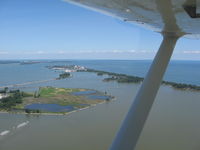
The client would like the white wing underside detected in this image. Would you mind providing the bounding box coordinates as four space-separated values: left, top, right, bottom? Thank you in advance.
64 0 200 38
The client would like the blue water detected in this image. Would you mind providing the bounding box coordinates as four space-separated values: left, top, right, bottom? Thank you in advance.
0 63 59 86
88 95 111 100
1 60 200 150
72 90 97 95
25 104 75 112
70 60 200 85
0 60 200 86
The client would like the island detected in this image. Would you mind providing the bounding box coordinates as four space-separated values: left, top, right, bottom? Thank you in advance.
48 65 200 91
83 69 200 91
20 60 71 65
20 61 41 65
0 87 113 115
57 72 71 79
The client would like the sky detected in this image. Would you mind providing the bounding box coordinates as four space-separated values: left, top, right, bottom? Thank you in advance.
0 0 200 60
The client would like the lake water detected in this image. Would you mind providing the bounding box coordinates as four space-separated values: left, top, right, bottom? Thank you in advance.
1 60 200 150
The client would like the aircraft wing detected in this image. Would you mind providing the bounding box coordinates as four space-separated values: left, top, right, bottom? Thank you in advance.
64 0 200 38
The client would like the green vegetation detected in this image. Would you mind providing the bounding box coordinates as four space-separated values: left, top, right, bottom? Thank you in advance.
25 109 41 114
103 75 142 83
162 81 200 91
38 87 80 98
57 72 70 79
80 68 143 83
80 68 200 91
97 72 104 76
31 87 105 106
0 89 24 109
0 87 8 93
0 87 112 114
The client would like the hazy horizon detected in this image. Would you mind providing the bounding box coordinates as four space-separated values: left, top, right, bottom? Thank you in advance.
1 0 200 60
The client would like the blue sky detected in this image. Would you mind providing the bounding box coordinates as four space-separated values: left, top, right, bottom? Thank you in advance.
0 0 200 60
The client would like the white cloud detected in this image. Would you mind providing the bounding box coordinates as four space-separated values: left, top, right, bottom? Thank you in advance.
57 50 66 54
0 51 9 54
0 49 157 55
36 51 45 54
53 50 155 54
183 50 200 54
129 50 136 53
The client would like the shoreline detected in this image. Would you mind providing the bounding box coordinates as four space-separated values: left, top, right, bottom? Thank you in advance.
79 68 200 92
46 65 200 92
0 78 57 89
0 100 108 116
0 87 114 116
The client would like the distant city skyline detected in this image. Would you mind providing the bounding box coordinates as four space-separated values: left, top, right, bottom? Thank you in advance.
0 0 200 60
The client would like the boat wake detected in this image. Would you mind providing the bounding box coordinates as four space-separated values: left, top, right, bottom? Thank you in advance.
16 121 29 129
0 130 10 136
0 121 29 139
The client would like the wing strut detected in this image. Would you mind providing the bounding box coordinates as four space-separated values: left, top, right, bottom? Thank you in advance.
109 33 180 150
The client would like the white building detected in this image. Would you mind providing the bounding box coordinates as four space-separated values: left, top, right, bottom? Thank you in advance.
0 93 8 99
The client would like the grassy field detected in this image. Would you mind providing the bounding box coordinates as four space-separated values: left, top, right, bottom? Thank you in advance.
0 86 111 114
39 87 83 97
13 87 105 111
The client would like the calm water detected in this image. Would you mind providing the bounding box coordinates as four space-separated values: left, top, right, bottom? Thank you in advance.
87 95 111 100
1 60 200 86
25 104 75 112
71 60 200 85
72 90 97 95
1 60 200 150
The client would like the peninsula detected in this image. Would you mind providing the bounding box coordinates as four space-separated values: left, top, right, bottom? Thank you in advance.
48 65 200 91
0 87 113 115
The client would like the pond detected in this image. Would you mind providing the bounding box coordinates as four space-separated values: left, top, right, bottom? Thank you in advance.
71 90 97 95
88 95 111 100
25 104 75 112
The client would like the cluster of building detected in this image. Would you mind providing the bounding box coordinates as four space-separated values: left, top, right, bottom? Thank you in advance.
0 93 8 100
64 65 86 72
51 65 87 73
